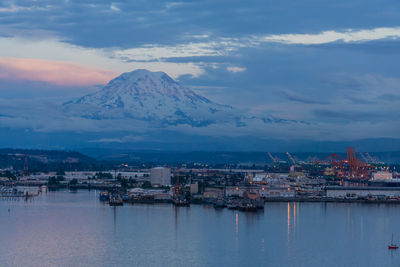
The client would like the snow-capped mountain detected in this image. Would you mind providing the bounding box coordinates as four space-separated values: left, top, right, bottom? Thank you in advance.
63 69 246 127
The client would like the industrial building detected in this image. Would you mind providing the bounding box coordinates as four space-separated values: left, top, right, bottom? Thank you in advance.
372 171 393 181
225 186 295 198
326 186 400 198
150 167 171 186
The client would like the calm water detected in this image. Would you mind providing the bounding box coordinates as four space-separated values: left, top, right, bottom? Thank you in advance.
1 190 400 267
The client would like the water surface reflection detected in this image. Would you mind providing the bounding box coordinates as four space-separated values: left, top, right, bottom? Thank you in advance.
1 191 400 267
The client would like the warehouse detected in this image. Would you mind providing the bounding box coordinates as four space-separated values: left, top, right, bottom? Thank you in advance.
326 186 400 198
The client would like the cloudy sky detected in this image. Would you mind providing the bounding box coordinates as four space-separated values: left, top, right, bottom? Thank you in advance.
0 0 399 142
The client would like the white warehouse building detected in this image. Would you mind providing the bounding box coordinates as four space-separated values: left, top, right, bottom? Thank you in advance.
326 186 400 198
150 167 171 186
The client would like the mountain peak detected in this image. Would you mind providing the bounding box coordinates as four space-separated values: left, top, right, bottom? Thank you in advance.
102 69 186 97
115 69 169 82
63 69 238 126
62 69 297 127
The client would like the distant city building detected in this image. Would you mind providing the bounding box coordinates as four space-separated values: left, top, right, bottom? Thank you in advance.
203 187 224 199
150 167 171 186
190 182 199 194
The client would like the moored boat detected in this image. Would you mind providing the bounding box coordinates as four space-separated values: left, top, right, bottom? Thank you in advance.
227 199 240 210
99 191 109 201
213 198 226 209
109 188 123 206
239 201 258 212
172 196 190 207
109 195 123 206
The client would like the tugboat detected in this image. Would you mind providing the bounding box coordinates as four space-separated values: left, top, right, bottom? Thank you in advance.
388 234 398 250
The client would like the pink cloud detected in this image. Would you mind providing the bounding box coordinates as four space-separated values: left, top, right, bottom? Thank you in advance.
0 57 118 86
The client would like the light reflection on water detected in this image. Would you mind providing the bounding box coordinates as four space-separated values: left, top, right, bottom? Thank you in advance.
1 190 400 266
287 202 290 245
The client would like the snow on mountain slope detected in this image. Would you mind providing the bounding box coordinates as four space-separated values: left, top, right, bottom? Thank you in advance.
63 69 247 127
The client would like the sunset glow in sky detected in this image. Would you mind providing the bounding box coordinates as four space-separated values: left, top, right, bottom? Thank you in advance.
0 0 399 144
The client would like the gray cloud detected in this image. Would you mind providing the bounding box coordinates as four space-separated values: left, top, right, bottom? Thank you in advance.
312 109 394 122
283 90 330 104
0 0 400 141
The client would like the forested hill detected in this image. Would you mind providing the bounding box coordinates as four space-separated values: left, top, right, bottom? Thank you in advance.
0 149 109 172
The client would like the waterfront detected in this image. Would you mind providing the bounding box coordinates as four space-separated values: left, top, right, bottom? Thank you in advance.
1 190 400 266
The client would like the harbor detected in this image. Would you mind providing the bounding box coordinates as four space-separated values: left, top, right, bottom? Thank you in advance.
2 147 400 209
1 189 400 267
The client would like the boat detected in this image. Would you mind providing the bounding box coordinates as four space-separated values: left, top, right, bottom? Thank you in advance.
172 196 190 207
109 194 123 206
388 234 398 250
99 191 109 201
227 199 240 210
254 199 265 209
213 198 226 209
243 190 264 210
122 194 130 201
109 189 123 206
239 201 258 212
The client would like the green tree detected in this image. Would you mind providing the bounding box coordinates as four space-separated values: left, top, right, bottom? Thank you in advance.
48 176 58 185
120 178 128 188
95 172 113 179
4 170 16 180
56 170 66 176
141 181 152 189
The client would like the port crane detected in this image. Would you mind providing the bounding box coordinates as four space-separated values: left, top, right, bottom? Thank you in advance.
172 168 190 206
286 152 296 165
267 152 277 165
274 155 286 164
359 152 369 163
365 152 376 163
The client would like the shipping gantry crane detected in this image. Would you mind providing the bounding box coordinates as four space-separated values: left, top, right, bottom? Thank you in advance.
267 152 277 167
286 152 296 166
